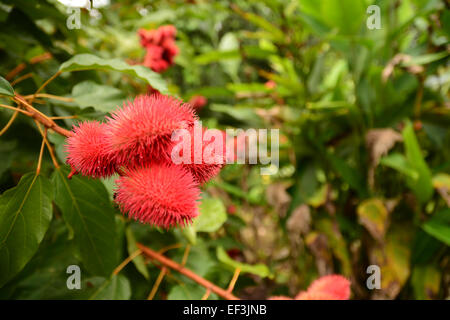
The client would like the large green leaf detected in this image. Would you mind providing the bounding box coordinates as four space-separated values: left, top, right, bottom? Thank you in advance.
422 209 450 246
59 54 167 93
0 75 14 97
0 173 53 287
71 81 126 113
52 166 118 276
193 198 227 233
402 122 433 204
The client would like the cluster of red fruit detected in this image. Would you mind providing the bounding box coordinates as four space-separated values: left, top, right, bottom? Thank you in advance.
138 25 179 73
66 94 225 228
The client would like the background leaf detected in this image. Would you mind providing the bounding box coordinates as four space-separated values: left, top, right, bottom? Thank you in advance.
0 173 53 287
52 166 118 277
59 54 167 93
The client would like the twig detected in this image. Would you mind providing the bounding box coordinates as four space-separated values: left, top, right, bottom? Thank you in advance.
0 104 32 116
147 267 167 300
113 249 143 275
24 93 74 103
14 95 72 137
11 73 33 86
32 70 62 101
201 288 211 300
137 243 239 300
181 244 191 266
0 110 19 136
227 268 241 293
36 137 46 175
34 121 60 168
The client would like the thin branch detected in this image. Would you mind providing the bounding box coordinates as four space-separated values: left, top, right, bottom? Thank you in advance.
24 93 74 103
181 244 191 266
34 121 60 168
11 73 33 86
14 95 72 137
137 243 240 300
50 115 78 120
201 288 211 300
147 267 167 300
32 71 62 100
36 137 46 175
113 249 143 275
0 110 19 136
0 104 32 116
227 268 241 293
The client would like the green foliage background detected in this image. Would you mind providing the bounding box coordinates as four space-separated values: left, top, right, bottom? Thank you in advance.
0 0 449 300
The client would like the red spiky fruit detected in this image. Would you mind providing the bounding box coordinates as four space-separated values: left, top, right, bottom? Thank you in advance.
138 25 178 72
295 275 351 300
106 94 196 169
170 124 225 184
115 164 200 228
65 121 116 178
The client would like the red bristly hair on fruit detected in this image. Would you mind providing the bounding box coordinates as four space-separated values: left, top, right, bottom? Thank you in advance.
106 94 197 169
268 274 351 300
65 121 117 178
295 275 351 300
171 124 225 184
115 164 200 228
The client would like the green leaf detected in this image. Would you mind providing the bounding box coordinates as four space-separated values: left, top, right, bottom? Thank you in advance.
422 209 450 246
194 50 240 64
89 275 131 300
327 152 367 197
193 198 227 233
0 75 14 97
402 122 433 204
72 81 126 113
168 282 217 300
0 173 53 287
299 0 365 35
380 153 419 180
59 54 167 93
125 227 149 280
411 264 441 300
216 246 271 278
52 166 117 276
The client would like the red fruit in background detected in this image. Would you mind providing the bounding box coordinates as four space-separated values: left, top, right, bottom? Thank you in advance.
189 95 207 110
115 164 200 228
295 275 351 300
106 94 197 169
264 80 276 89
65 121 116 178
227 204 236 215
138 25 178 73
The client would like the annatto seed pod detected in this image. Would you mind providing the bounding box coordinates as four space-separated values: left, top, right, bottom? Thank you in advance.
295 275 351 300
65 121 116 178
115 164 200 228
171 124 226 184
106 94 197 169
